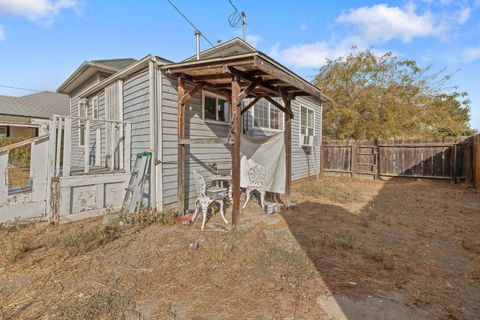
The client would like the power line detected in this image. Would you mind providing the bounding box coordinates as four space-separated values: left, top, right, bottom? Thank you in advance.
0 85 41 93
165 0 215 48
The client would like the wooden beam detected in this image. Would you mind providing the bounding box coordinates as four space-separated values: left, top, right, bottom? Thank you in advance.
238 77 261 101
240 96 261 115
225 66 280 97
177 77 186 215
231 74 242 227
263 96 294 119
282 95 292 208
179 82 205 105
178 138 231 145
254 56 325 101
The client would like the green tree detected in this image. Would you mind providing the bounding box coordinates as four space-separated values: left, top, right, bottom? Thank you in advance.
313 50 474 139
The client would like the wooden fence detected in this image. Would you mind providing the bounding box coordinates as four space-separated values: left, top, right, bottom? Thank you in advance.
321 136 475 183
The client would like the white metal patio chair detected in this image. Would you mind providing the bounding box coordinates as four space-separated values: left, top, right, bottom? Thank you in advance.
243 165 268 210
191 169 228 230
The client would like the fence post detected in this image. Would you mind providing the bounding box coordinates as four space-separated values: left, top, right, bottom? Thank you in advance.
84 120 90 174
474 134 480 187
351 140 357 178
63 117 72 177
0 150 8 204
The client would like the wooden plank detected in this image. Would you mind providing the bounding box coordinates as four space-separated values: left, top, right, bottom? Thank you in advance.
240 96 261 115
63 117 72 177
31 138 49 202
177 77 186 215
124 123 132 172
238 77 261 101
95 128 101 166
283 95 292 207
0 135 49 152
84 120 90 173
262 96 293 118
55 117 63 176
0 151 8 204
45 117 57 216
178 138 230 145
179 82 205 105
474 134 480 187
231 76 241 227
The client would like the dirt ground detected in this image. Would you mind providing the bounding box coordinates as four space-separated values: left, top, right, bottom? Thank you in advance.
0 177 479 319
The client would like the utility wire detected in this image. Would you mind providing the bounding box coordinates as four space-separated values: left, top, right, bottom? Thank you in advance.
165 0 215 48
0 85 41 93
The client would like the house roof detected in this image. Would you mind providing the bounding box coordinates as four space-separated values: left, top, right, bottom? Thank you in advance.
90 58 137 70
0 91 69 119
57 58 137 94
183 37 256 62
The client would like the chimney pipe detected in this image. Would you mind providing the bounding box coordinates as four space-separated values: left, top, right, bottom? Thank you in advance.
195 30 201 60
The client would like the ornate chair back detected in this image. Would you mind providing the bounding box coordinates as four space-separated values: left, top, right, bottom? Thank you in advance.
193 169 207 199
247 165 268 188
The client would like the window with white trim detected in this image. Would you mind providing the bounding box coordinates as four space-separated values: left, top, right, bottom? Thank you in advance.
91 96 99 119
300 105 315 137
202 91 230 123
253 99 284 131
0 126 8 137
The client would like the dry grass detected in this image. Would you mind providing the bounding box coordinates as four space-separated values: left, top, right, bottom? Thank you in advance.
299 179 365 203
0 177 479 319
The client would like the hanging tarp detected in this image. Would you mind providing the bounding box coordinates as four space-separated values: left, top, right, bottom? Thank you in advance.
240 133 285 194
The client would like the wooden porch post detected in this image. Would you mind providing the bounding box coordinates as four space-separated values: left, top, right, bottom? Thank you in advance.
177 77 186 215
231 75 242 227
283 95 292 207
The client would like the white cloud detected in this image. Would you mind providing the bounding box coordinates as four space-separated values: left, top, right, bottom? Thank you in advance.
336 4 444 43
461 47 480 62
270 39 357 68
246 34 261 47
0 0 78 26
0 25 4 40
457 7 471 24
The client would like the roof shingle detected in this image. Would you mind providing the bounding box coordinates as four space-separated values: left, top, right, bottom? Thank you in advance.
0 91 69 119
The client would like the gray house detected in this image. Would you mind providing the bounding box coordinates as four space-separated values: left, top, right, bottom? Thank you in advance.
0 91 69 138
50 38 326 219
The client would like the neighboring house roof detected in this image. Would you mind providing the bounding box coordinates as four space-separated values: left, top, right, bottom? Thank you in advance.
90 58 137 70
0 91 69 119
57 58 137 94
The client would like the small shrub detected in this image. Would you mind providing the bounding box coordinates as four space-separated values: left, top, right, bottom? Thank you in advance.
360 246 385 262
324 230 355 249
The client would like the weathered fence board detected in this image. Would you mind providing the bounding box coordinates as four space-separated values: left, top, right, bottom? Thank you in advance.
322 136 474 183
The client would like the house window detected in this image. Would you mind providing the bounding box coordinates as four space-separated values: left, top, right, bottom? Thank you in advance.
79 101 88 146
300 105 315 137
253 99 284 131
91 96 99 119
202 91 230 123
0 126 8 137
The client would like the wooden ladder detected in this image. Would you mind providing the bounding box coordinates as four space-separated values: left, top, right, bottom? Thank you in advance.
121 152 151 214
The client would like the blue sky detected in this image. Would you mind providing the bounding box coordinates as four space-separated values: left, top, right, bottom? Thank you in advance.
0 0 479 129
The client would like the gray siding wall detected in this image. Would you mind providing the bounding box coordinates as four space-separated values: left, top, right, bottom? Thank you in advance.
161 75 232 210
122 69 152 205
244 96 322 181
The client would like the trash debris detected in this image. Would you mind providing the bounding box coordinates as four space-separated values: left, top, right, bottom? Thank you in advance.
190 241 200 251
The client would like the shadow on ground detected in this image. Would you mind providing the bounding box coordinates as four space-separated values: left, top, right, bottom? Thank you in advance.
279 176 480 320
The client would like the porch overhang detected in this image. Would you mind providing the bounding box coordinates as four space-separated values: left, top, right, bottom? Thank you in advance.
161 51 332 103
162 52 330 228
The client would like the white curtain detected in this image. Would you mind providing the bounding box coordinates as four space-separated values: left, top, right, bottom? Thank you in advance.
240 133 285 194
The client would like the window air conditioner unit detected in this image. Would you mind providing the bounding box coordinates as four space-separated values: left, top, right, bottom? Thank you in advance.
300 135 314 147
